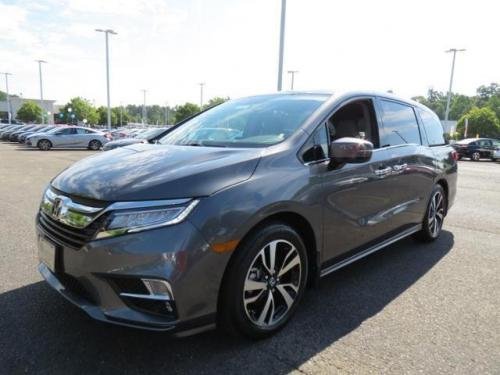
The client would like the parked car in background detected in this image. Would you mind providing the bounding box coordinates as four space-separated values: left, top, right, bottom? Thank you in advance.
493 141 500 161
18 125 56 143
8 125 40 142
36 91 457 338
103 127 171 150
26 126 110 150
452 138 498 161
1 125 24 140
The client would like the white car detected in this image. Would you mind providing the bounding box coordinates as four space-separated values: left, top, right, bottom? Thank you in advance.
26 126 110 151
493 141 500 161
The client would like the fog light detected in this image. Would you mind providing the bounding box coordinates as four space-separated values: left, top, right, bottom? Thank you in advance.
142 278 173 300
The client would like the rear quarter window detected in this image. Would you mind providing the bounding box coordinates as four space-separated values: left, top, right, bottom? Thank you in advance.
417 108 445 146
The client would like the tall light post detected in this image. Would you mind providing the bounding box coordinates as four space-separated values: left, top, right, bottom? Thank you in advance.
444 48 466 122
141 89 147 125
1 72 12 124
120 101 123 126
95 28 117 130
277 0 287 91
35 60 47 124
198 83 205 109
287 70 298 90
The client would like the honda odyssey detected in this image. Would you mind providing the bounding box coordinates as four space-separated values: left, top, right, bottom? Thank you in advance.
37 91 457 338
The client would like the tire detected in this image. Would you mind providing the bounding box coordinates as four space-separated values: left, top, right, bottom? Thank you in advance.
218 222 308 339
37 139 52 151
415 185 447 242
88 140 102 150
471 151 480 161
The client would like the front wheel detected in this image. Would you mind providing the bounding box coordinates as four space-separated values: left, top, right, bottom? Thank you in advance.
88 140 102 150
471 151 480 161
37 139 52 151
219 223 308 339
415 185 446 242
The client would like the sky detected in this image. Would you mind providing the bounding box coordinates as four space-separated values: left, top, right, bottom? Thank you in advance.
1 0 499 107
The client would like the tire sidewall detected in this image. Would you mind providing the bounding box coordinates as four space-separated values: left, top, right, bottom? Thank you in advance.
422 185 446 240
89 140 102 150
223 223 308 339
38 139 51 151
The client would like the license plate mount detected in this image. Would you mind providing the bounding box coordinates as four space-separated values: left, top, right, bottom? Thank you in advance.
39 237 57 273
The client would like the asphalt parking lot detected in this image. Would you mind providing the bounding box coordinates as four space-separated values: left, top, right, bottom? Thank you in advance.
0 142 499 374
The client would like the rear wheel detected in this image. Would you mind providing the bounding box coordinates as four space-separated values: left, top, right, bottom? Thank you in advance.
471 151 480 161
37 139 52 151
219 222 308 339
415 185 446 242
88 140 102 150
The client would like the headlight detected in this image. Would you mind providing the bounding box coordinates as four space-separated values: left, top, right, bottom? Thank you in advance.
95 199 199 239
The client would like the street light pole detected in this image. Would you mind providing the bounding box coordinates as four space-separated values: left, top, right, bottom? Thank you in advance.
141 89 147 125
95 28 117 130
36 60 47 124
1 72 12 124
277 0 287 91
444 48 466 122
287 70 298 90
198 83 205 109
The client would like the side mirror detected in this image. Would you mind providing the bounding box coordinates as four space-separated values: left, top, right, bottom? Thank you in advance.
330 137 373 164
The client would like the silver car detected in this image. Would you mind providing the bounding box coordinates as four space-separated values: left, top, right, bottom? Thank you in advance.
26 126 109 151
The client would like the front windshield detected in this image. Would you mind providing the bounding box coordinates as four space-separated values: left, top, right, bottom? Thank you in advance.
159 94 328 147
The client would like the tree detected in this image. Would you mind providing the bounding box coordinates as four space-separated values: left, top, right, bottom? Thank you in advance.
60 97 98 125
449 94 475 121
456 107 500 138
174 102 200 123
16 101 42 122
476 83 500 106
97 106 118 126
0 90 6 101
203 96 229 110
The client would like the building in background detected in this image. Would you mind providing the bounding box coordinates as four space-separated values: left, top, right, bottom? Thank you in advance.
0 97 56 124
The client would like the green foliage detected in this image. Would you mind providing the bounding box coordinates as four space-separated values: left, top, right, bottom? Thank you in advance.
97 106 118 126
0 90 6 101
203 96 229 110
60 97 99 125
174 102 200 123
456 107 500 138
16 101 42 122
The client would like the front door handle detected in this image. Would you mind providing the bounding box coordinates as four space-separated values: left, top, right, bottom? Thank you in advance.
393 163 408 172
374 166 392 177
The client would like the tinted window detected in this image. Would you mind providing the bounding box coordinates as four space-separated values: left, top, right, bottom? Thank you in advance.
380 100 421 146
57 128 76 135
417 108 445 146
76 128 93 134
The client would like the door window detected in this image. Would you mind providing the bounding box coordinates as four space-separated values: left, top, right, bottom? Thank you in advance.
379 100 421 147
301 124 329 163
57 128 76 135
327 99 379 148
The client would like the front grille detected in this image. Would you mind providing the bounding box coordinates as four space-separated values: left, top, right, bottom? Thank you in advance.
38 211 104 249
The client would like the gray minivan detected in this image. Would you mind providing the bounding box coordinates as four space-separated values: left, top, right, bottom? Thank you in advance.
36 91 457 338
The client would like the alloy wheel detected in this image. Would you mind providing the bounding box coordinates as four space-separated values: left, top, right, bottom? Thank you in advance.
428 190 445 237
89 140 101 150
39 140 50 151
243 239 302 327
471 152 480 161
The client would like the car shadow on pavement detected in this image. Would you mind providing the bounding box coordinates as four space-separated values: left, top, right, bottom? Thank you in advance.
0 231 453 374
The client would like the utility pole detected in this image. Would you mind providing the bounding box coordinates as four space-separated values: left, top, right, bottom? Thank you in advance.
287 70 298 90
141 89 147 125
120 102 123 126
36 60 47 124
277 0 286 91
164 102 169 125
1 72 12 124
444 48 466 122
95 29 117 130
198 83 205 109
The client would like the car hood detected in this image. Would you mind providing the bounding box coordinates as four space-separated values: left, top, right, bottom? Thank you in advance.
106 138 142 147
51 144 262 201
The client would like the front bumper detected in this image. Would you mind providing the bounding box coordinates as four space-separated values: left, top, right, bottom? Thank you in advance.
36 219 224 335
